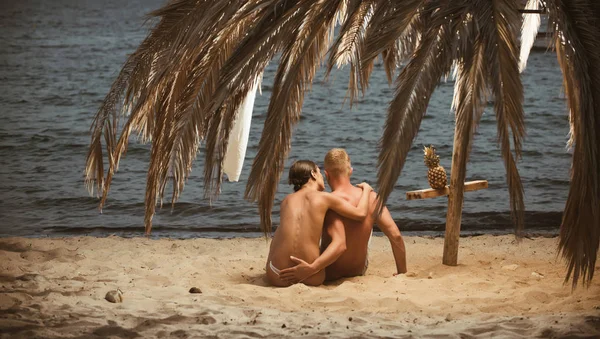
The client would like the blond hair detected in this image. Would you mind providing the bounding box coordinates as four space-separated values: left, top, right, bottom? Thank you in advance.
324 148 351 176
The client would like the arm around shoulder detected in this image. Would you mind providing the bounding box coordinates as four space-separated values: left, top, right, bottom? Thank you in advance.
325 182 372 221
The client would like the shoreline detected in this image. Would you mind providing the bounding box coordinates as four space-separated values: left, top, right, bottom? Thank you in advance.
9 226 562 240
1 234 599 338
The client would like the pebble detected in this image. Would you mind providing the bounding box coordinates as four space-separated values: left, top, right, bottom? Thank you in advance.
189 287 203 294
105 289 123 303
531 272 544 278
501 264 519 271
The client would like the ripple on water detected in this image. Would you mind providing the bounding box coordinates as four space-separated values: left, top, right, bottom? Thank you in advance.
0 0 570 237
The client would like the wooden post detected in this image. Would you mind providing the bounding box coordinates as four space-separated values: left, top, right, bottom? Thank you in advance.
405 126 485 265
443 118 470 266
405 177 488 266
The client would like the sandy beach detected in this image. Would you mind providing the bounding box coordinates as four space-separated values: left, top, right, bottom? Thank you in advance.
1 234 599 338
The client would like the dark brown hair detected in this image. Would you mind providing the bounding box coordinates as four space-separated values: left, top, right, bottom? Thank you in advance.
288 160 317 192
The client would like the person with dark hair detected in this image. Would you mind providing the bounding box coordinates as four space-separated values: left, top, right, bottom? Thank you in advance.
265 160 373 287
278 149 407 284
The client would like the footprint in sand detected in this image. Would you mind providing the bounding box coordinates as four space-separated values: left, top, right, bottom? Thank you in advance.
16 274 48 283
315 296 357 307
348 316 368 325
0 294 20 309
18 247 84 263
19 250 52 262
0 242 82 263
524 290 552 304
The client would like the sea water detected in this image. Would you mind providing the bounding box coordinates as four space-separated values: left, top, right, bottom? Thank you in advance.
0 0 569 238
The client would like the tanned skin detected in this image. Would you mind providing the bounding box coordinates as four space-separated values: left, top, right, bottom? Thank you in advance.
278 167 407 284
265 166 373 287
321 180 407 280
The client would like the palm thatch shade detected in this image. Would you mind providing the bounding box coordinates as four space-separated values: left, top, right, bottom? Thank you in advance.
85 0 600 287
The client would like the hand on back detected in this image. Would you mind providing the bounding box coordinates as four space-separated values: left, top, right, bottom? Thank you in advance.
356 182 373 192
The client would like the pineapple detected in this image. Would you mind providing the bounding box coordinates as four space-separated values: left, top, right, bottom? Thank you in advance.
423 145 447 189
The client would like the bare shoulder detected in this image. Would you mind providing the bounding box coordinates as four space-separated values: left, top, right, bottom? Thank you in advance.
332 188 354 202
280 193 294 207
368 190 384 215
332 190 350 203
311 190 330 201
370 190 379 203
331 189 345 196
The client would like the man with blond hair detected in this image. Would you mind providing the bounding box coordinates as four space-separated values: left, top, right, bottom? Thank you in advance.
278 148 407 283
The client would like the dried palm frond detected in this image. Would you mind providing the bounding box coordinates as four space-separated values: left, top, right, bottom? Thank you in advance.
376 0 470 214
450 16 487 204
378 8 428 85
359 0 428 88
246 0 346 235
161 2 263 204
85 0 205 208
361 0 424 64
202 0 314 207
86 1 600 288
549 0 600 287
325 0 374 104
87 0 262 233
327 0 370 71
476 0 526 234
132 1 251 234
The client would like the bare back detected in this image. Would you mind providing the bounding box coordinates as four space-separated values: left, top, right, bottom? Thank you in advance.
266 190 331 286
321 187 377 280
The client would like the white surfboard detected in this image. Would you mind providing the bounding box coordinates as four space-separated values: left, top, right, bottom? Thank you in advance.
223 77 261 182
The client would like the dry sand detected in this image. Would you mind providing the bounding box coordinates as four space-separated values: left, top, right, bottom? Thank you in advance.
1 234 599 338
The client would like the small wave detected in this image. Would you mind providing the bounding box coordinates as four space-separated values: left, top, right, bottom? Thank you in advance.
40 95 74 107
385 210 562 233
0 4 572 239
43 223 263 237
41 217 561 239
522 150 544 157
30 134 55 142
33 196 100 208
0 145 18 151
38 43 73 49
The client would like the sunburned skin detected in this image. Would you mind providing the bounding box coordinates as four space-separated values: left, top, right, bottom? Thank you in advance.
265 166 372 287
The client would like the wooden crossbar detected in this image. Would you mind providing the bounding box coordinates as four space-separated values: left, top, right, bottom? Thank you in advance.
405 180 488 200
518 9 547 14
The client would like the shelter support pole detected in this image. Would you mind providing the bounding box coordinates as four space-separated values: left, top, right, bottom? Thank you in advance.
405 125 487 265
442 115 470 266
405 177 488 266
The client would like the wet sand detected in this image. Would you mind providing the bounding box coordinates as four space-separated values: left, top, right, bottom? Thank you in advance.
1 235 599 338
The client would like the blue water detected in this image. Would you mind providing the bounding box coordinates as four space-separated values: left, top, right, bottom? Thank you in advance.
0 0 570 238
